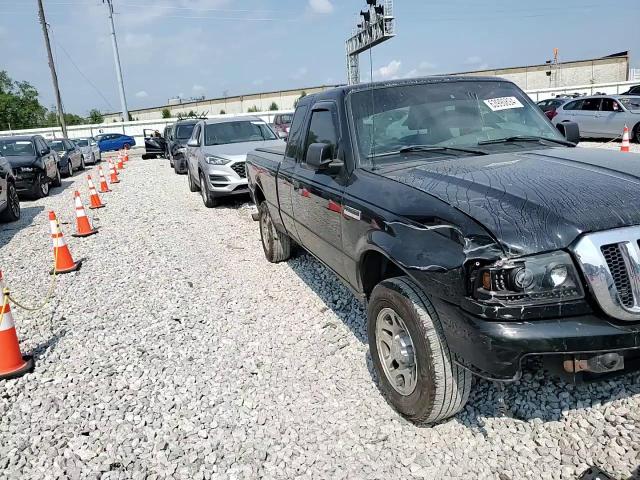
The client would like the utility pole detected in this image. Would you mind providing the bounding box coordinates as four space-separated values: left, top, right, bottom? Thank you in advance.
103 0 129 122
37 0 68 138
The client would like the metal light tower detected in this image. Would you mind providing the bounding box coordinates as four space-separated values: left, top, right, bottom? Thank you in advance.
346 0 396 85
103 0 129 122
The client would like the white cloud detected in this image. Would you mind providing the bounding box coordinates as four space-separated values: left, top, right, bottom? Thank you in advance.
124 33 153 50
404 61 437 78
291 67 308 81
192 84 206 93
308 0 334 14
374 60 402 80
135 91 149 98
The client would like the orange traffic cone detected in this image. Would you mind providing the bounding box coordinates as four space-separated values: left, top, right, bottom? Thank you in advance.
109 160 120 184
621 125 630 153
117 150 125 169
49 211 82 274
0 271 35 380
72 191 98 238
124 150 129 163
86 175 105 209
98 166 111 193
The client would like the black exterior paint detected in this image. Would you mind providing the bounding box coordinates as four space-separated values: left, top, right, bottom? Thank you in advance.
246 77 640 381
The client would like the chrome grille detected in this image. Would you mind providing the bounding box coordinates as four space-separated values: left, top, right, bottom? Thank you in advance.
600 244 634 308
230 162 246 178
572 226 640 321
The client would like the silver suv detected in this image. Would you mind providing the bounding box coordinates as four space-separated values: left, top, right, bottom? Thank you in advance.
185 116 284 207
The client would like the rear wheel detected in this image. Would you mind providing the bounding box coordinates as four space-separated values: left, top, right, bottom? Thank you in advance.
199 173 216 208
123 143 131 150
258 201 291 262
0 182 20 222
368 276 472 424
633 123 640 144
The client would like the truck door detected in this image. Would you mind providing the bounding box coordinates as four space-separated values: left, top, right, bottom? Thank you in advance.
276 105 308 242
291 102 348 278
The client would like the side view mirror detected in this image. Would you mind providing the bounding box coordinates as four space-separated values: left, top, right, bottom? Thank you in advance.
40 147 50 156
90 142 97 146
559 121 580 144
306 143 333 170
187 138 200 148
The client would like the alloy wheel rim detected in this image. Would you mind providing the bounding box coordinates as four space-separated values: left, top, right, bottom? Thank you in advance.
68 162 73 176
260 208 274 250
41 179 49 196
375 307 418 396
200 177 207 202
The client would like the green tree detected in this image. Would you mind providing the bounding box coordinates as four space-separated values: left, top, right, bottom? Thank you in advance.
269 102 279 111
187 110 196 117
247 105 259 113
219 109 226 115
88 109 104 124
161 108 171 119
0 70 47 130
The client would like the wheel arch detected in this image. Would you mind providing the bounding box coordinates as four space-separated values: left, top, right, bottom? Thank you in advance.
358 248 410 299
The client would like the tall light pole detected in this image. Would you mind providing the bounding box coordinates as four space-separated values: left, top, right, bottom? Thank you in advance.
36 0 68 138
103 0 129 122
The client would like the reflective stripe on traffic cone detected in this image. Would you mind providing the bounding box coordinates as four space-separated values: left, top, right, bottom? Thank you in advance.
72 191 98 238
109 160 120 184
0 272 35 380
117 150 125 169
87 175 105 209
621 125 630 153
49 211 81 274
98 166 111 193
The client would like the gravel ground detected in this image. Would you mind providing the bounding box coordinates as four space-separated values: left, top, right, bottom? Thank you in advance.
1 149 639 480
579 139 640 153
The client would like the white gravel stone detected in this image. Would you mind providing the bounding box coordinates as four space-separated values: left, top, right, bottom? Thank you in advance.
0 148 639 479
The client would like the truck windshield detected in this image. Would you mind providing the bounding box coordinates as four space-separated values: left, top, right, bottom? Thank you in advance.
0 139 35 156
204 121 277 145
350 80 564 164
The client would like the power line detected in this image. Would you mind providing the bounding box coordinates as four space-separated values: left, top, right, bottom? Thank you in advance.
48 25 116 111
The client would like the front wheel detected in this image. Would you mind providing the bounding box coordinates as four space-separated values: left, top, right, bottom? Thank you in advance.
79 155 86 170
0 182 20 222
258 201 291 263
199 173 216 208
67 161 73 177
633 123 640 144
31 173 50 199
368 276 472 424
187 170 199 192
51 167 62 187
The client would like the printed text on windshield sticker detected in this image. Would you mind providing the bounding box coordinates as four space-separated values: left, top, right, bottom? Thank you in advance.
483 96 524 112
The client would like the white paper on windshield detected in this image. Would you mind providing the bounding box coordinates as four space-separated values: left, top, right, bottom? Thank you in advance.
251 121 266 125
483 96 524 111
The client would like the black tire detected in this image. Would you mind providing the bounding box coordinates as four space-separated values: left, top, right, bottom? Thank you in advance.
0 182 20 222
174 162 181 175
188 170 199 192
123 143 131 150
169 156 175 168
258 201 291 262
633 123 640 144
79 155 86 170
51 167 62 188
31 173 50 199
199 173 216 208
368 276 472 424
67 161 73 178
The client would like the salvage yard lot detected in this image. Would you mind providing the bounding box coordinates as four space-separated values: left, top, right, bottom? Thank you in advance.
1 146 639 479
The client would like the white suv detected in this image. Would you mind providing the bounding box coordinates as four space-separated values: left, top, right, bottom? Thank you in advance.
185 116 284 207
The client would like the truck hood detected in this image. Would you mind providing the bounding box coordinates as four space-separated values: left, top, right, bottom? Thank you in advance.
201 139 285 162
379 147 640 256
6 155 39 168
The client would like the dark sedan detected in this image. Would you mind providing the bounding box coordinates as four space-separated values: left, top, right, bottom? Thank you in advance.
0 135 60 198
49 139 85 177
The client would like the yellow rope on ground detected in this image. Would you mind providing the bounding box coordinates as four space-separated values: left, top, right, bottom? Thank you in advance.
4 218 61 312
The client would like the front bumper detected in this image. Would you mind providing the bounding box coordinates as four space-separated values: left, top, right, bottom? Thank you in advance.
434 297 640 381
14 172 39 192
204 162 249 197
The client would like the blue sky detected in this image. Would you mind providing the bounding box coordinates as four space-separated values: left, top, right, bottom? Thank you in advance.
0 0 638 115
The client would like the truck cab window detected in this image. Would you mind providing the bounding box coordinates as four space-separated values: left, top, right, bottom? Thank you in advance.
285 105 308 161
304 110 338 161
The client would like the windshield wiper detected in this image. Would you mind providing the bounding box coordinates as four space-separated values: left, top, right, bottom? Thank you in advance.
477 135 575 147
398 144 488 156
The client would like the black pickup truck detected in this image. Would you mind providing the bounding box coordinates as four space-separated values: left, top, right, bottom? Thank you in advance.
246 76 640 423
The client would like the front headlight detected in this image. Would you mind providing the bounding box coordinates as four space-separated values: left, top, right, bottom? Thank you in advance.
206 155 230 165
176 147 186 154
474 251 584 306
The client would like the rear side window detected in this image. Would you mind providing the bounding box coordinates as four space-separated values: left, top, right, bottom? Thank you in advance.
285 105 309 161
563 100 581 110
304 109 338 162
